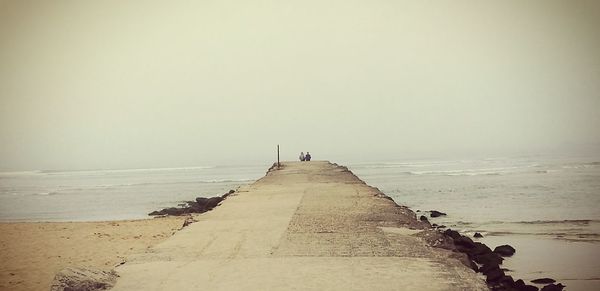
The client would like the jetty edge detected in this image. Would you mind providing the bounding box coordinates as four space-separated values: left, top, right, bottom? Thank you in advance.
110 161 488 290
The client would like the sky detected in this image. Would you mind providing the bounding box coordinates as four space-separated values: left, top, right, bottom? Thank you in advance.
1 0 599 170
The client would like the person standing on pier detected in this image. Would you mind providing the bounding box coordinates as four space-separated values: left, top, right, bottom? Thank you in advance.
299 152 305 161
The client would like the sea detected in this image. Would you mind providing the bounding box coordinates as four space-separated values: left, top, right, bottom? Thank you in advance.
1 155 599 290
0 164 266 222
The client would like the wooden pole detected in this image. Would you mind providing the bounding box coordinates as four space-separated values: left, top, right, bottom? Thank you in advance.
277 144 280 168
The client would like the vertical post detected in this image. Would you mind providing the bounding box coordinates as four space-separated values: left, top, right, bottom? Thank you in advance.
277 144 280 168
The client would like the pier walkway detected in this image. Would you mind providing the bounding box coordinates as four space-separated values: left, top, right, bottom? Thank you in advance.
112 161 486 290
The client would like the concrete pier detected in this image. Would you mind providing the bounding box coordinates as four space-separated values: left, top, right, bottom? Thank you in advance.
111 161 487 290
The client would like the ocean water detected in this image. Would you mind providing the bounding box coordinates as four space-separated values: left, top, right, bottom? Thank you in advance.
0 164 267 222
347 155 600 291
1 156 598 289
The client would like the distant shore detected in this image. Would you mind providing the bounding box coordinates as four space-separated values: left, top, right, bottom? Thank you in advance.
0 217 186 291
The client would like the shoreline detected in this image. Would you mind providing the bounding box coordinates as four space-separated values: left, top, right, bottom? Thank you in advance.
0 216 188 291
0 217 158 224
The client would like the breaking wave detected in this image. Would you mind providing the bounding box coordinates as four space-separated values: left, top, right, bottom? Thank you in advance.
0 166 218 177
37 166 217 175
405 165 537 176
33 191 59 196
2 178 255 197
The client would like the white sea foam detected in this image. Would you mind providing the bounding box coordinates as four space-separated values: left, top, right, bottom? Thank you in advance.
33 191 59 196
406 165 536 176
0 165 218 177
2 179 257 198
352 160 464 169
0 170 45 177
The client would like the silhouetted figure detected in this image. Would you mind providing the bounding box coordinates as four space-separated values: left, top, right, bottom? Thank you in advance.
299 152 305 161
305 152 311 161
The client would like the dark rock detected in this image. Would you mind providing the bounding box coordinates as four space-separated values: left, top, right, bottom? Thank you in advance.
540 283 565 291
514 279 539 291
531 278 555 284
502 275 515 284
489 275 515 291
514 279 525 287
494 244 516 257
430 210 447 217
50 267 118 291
190 196 223 212
474 252 504 265
187 201 204 212
486 268 505 283
222 189 235 198
479 263 500 275
150 207 187 216
469 242 493 256
443 229 462 240
480 266 513 290
436 225 447 229
474 232 483 238
195 197 209 204
454 244 472 255
205 196 224 209
149 193 228 217
432 223 438 227
419 215 428 222
454 236 475 249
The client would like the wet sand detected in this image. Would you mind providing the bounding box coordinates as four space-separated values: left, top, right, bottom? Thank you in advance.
0 217 186 291
112 161 487 290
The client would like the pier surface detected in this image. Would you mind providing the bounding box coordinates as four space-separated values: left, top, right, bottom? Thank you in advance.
112 161 486 290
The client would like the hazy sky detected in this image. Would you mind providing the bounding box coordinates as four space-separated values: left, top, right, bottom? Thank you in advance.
1 0 599 170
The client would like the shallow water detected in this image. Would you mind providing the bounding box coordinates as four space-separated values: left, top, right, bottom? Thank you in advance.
479 235 600 291
348 155 600 291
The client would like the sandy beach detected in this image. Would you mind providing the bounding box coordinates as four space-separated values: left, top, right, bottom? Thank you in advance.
0 216 186 291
